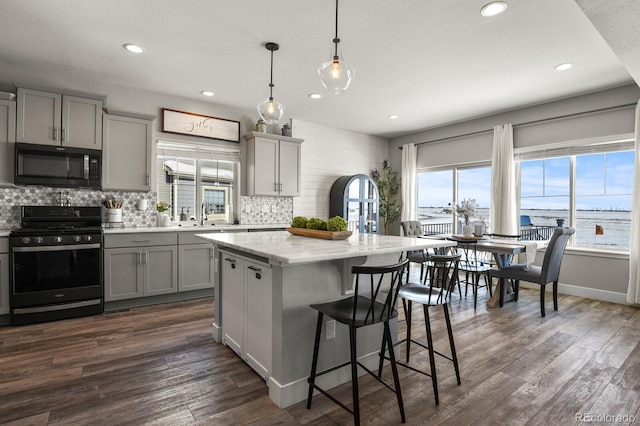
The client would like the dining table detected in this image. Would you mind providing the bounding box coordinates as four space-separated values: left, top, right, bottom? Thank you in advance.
419 234 546 307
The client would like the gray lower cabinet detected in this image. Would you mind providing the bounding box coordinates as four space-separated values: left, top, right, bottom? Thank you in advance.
0 237 9 315
0 100 16 186
178 232 215 292
103 233 178 301
220 249 272 379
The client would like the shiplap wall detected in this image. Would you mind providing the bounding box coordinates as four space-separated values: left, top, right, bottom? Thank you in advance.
291 119 389 220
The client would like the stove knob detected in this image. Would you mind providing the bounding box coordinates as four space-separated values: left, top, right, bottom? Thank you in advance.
53 236 63 243
73 236 82 243
84 235 93 242
21 237 31 245
34 237 44 244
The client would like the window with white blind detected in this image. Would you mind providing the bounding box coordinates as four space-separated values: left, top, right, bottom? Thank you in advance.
156 140 240 224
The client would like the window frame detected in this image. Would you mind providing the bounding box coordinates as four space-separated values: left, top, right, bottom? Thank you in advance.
416 161 492 233
515 133 634 253
156 140 240 224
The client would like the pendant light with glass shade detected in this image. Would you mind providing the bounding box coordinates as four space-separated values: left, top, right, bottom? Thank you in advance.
318 0 354 94
257 42 284 124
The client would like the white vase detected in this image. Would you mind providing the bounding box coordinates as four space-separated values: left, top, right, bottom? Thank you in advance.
462 223 473 237
157 212 166 226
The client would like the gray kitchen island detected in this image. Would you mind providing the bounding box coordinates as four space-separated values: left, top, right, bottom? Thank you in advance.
196 230 455 408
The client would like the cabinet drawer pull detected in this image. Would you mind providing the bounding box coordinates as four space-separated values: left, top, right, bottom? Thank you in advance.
224 257 236 263
132 239 151 243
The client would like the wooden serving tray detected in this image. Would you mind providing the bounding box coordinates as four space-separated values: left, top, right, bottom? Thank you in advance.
286 227 353 240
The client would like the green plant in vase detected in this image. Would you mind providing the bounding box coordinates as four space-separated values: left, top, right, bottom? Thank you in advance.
371 160 401 235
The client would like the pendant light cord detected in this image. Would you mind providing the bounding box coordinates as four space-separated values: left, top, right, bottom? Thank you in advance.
333 0 340 58
269 47 274 100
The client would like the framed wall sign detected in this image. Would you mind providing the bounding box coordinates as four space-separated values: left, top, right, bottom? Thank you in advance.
161 108 240 142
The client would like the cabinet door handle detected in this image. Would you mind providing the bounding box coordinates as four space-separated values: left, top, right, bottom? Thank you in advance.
274 182 278 192
53 126 58 141
224 257 237 269
61 127 66 142
248 265 262 279
143 252 148 264
210 247 215 259
146 175 150 185
137 252 141 265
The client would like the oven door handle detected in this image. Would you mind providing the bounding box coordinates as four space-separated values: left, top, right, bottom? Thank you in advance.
12 243 101 252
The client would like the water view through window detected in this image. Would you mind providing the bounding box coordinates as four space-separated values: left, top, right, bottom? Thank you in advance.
417 150 634 251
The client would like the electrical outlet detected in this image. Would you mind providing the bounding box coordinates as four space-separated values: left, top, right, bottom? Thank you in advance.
325 319 336 340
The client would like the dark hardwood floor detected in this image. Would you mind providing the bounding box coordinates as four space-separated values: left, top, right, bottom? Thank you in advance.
1 276 640 425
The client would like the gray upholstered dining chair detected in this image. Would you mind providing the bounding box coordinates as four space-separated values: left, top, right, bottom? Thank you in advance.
487 227 575 317
401 220 430 282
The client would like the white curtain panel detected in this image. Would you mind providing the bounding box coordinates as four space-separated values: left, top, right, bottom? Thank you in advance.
490 123 519 235
401 143 417 223
627 101 640 304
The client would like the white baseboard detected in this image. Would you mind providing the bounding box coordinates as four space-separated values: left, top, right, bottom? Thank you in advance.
267 350 381 409
211 322 222 342
518 281 628 305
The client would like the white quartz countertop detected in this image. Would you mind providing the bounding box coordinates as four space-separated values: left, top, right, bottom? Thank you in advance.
0 230 10 237
196 230 456 266
103 224 288 234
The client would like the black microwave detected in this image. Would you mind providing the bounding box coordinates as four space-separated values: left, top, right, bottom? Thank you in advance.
15 143 101 189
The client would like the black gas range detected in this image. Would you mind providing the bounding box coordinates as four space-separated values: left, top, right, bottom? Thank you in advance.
9 206 104 325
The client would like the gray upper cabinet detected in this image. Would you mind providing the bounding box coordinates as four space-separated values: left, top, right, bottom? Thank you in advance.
244 131 303 196
102 112 153 191
0 99 16 186
16 88 103 149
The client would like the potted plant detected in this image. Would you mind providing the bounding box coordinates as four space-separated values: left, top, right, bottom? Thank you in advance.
371 160 401 235
156 201 171 226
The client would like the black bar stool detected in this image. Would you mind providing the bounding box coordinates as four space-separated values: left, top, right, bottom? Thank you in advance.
382 253 462 405
306 259 409 425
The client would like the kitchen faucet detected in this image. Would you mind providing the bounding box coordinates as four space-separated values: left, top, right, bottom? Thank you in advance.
200 202 206 225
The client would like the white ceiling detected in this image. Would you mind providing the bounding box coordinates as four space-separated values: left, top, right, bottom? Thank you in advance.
0 0 637 138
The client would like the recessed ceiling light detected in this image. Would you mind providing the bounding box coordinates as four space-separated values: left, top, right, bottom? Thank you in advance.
123 43 144 53
308 93 322 99
554 62 574 71
481 1 508 17
201 91 214 97
388 115 399 120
